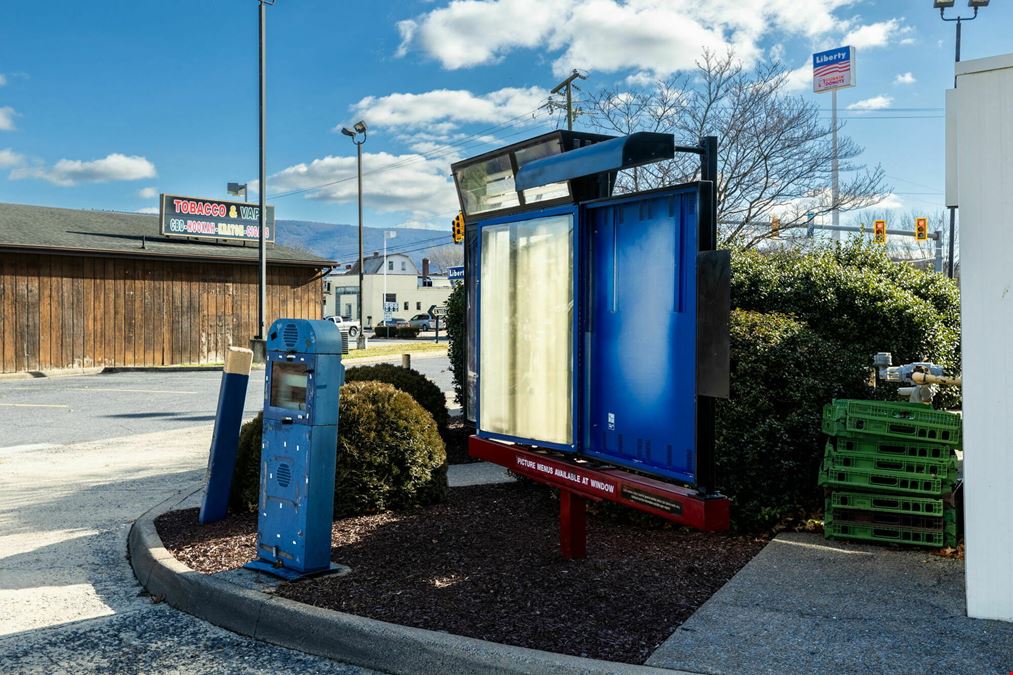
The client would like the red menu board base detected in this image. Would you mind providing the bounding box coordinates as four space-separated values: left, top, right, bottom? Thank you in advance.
469 435 730 559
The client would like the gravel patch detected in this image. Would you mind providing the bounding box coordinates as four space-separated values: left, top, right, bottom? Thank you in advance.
156 483 764 664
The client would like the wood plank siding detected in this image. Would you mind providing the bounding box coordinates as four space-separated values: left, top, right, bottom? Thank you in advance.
0 251 323 373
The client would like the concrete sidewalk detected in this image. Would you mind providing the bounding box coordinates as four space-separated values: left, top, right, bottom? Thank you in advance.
0 426 371 673
647 532 1013 674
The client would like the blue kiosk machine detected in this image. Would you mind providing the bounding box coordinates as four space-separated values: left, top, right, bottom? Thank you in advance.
456 131 731 558
245 318 345 579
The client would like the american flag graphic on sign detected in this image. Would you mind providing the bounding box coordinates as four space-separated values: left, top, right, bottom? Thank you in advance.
813 46 855 93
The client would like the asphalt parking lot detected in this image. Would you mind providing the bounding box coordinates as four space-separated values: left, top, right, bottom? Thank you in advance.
0 354 453 450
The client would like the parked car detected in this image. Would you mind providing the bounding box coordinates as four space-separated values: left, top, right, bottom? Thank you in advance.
408 314 434 331
324 315 360 338
374 317 408 329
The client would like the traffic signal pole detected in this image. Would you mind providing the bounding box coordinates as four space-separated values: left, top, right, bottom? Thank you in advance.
813 224 945 273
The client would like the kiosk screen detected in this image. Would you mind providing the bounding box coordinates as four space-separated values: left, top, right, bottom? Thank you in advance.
271 362 309 411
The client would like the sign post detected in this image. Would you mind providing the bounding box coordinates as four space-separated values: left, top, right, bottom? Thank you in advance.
813 46 856 240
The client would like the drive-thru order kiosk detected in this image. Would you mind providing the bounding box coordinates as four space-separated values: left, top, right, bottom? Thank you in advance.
455 131 731 558
245 318 345 579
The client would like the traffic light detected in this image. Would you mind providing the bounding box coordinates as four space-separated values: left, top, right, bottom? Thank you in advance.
771 216 780 238
915 217 928 242
451 211 464 244
873 219 887 244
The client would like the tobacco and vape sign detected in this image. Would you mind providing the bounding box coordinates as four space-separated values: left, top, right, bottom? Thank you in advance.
159 194 276 243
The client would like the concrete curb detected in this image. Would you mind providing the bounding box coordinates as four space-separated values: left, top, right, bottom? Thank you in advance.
129 492 683 675
0 367 105 380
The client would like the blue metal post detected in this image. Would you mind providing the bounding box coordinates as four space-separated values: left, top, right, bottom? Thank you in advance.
199 347 254 524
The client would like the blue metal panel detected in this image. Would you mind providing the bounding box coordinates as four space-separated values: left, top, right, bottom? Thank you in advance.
198 368 251 524
583 188 699 484
514 132 674 191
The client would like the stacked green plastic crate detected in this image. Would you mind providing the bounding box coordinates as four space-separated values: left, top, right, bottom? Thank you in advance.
820 399 961 548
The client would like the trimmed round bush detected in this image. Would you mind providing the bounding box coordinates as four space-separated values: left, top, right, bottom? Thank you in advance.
344 362 449 432
230 381 448 518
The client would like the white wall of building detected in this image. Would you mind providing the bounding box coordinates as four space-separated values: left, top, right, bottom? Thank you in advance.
322 252 452 326
947 53 1013 622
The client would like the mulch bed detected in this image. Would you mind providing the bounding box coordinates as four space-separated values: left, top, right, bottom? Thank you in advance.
156 483 765 664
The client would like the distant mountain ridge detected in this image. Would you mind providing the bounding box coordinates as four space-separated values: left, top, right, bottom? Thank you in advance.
276 219 450 271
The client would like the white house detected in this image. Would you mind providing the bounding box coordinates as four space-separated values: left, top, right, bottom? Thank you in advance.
323 253 452 327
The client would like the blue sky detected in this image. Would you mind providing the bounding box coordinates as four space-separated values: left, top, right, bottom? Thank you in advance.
0 0 1010 232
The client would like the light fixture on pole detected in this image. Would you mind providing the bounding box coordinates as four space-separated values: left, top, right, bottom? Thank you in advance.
935 0 989 278
227 182 248 202
342 120 368 348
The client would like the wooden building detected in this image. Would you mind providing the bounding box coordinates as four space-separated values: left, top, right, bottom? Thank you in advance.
0 202 332 374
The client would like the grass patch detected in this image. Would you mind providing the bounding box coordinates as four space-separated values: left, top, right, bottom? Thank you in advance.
344 342 448 361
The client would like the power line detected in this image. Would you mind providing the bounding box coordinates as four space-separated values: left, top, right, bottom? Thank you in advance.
330 238 457 269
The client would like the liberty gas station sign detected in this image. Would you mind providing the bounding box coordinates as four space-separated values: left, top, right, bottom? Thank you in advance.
159 193 275 243
813 46 856 93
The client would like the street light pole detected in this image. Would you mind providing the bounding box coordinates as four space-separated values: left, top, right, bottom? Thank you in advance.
937 0 988 278
256 0 275 343
342 121 368 348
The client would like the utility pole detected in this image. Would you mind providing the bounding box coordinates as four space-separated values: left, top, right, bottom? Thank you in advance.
831 88 840 239
551 70 587 131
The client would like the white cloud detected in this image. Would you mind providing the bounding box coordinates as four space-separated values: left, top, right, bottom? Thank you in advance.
895 72 916 85
847 95 893 111
843 18 909 50
351 86 550 131
266 151 458 219
10 153 157 186
0 106 19 131
397 0 570 69
624 71 658 87
869 192 904 211
0 74 7 87
397 0 860 76
136 207 160 214
138 186 158 199
784 62 812 92
0 147 24 168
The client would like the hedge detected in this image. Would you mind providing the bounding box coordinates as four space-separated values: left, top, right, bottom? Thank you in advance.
718 239 961 530
445 282 466 407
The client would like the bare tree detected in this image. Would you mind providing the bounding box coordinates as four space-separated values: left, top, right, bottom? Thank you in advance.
427 244 463 273
581 50 889 247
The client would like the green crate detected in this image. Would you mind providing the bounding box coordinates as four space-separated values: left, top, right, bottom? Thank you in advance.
822 400 961 446
819 459 952 496
823 446 958 482
829 491 946 517
826 507 956 537
831 436 954 462
825 520 948 548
